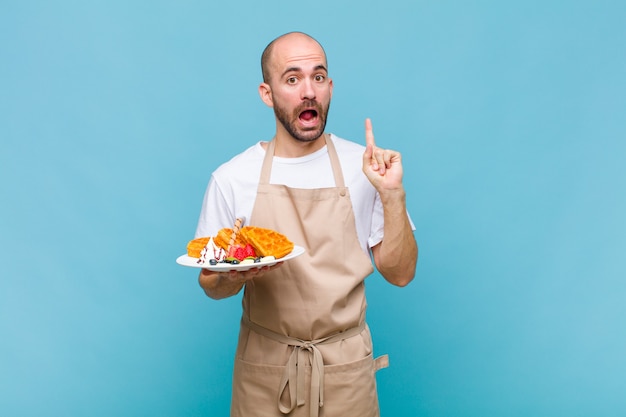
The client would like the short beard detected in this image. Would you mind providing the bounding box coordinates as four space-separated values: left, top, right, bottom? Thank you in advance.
274 99 330 143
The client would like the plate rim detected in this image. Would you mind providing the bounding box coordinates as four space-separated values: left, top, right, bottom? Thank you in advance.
176 245 305 271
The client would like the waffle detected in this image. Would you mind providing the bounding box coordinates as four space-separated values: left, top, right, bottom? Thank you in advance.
239 226 294 259
213 228 247 251
187 237 210 258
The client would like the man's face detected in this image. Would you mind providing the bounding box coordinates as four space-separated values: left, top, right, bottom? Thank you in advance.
263 35 333 143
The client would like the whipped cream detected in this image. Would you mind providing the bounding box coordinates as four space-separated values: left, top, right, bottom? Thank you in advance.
196 237 226 265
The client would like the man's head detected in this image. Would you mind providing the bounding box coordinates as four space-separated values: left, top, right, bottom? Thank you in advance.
261 32 328 84
259 32 333 143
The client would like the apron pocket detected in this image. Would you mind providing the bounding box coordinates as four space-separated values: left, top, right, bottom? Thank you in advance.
320 353 383 417
231 357 285 417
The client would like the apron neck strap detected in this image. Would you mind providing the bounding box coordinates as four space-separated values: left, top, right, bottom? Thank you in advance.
259 134 346 188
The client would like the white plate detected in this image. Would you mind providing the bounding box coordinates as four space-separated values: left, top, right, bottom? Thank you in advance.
176 245 305 271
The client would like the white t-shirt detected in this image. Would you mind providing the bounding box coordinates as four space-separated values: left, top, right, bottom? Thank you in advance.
195 134 407 255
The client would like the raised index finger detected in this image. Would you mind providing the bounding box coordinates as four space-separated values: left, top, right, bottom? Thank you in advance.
365 118 376 149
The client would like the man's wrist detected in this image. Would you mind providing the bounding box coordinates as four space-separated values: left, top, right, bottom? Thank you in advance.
378 187 406 205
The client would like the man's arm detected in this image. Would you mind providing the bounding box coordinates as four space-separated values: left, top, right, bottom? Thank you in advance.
362 118 418 286
198 264 283 300
198 270 246 300
370 188 417 286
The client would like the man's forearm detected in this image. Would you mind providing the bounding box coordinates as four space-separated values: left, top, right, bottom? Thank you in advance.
374 188 418 286
198 264 282 299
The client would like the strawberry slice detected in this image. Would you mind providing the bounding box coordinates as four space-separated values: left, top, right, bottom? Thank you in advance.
243 243 256 259
227 245 240 259
226 243 257 261
233 246 247 261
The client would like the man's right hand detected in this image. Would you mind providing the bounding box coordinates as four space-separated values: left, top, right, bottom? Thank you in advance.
198 263 284 300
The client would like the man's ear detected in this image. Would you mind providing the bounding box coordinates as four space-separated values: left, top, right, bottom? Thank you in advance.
259 82 273 107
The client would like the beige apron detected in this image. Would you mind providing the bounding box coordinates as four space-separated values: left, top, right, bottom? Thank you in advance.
231 136 388 417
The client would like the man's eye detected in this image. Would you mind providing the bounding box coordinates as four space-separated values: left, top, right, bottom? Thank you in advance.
287 77 298 84
315 75 325 82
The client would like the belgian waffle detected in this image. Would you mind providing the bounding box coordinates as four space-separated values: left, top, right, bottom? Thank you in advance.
213 228 247 251
186 237 210 258
239 226 294 259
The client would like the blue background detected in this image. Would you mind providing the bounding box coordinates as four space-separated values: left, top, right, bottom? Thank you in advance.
2 1 625 416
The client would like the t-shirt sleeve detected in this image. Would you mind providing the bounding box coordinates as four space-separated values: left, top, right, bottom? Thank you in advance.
194 176 236 238
368 191 385 248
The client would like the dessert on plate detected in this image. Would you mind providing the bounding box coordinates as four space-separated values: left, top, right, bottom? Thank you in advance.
186 225 294 266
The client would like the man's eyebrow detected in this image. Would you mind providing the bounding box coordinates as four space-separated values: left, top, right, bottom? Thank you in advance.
281 64 328 78
281 67 301 78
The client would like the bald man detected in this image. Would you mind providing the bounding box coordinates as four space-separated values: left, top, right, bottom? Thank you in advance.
194 32 417 417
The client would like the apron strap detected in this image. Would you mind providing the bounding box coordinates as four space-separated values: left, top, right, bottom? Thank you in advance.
241 315 365 417
259 134 346 188
374 354 390 371
324 135 346 189
259 138 275 185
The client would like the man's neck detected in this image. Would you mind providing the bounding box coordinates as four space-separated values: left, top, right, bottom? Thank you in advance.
270 132 327 158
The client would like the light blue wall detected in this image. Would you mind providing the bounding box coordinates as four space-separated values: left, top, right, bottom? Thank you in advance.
2 1 625 416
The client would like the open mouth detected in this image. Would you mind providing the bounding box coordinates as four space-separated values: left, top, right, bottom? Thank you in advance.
298 109 319 123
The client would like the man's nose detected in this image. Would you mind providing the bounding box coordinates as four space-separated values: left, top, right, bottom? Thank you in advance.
300 79 316 100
